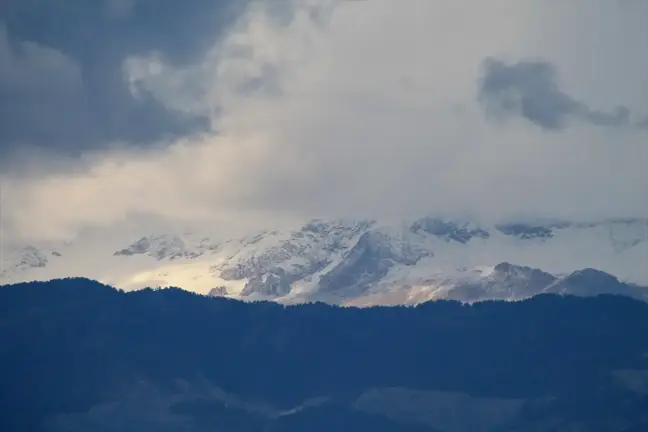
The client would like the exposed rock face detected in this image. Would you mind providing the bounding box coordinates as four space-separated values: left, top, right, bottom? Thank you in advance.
215 220 374 297
544 268 644 299
208 286 228 297
3 217 648 306
495 222 560 239
17 246 51 269
113 235 195 260
410 218 489 243
241 270 293 297
0 245 62 279
445 263 558 303
101 218 648 304
317 229 432 297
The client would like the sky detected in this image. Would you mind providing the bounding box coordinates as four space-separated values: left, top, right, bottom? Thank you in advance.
1 0 647 242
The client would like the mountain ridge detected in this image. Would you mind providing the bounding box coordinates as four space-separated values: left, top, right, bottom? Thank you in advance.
2 216 647 305
2 278 648 431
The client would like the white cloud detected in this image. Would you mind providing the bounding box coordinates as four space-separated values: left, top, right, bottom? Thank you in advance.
2 0 647 241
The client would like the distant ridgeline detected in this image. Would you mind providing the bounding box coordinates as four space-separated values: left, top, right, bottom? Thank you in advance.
1 278 648 432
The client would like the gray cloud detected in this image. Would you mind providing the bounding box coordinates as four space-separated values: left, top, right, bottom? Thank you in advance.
478 58 637 130
0 0 250 165
1 0 647 242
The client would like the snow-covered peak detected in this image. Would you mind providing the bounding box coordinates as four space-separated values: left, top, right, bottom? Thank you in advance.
1 245 61 272
543 268 643 299
208 219 373 296
113 234 195 260
2 216 647 306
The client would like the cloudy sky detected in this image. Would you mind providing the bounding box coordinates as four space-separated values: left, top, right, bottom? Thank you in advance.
1 0 647 242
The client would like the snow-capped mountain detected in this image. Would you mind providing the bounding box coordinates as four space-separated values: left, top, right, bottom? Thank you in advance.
0 245 63 279
1 217 647 306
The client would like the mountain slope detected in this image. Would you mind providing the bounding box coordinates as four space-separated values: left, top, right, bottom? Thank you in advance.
1 217 647 305
2 279 648 431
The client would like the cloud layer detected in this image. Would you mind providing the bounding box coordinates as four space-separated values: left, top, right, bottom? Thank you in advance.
2 0 647 241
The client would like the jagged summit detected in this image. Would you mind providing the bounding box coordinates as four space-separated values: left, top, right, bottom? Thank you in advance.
1 216 647 305
113 234 193 260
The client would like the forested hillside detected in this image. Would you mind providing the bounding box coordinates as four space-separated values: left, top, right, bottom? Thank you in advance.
1 278 648 431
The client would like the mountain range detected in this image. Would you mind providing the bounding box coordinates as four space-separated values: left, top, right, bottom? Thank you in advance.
2 217 647 305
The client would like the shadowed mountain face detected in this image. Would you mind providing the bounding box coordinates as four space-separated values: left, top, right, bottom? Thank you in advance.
1 278 648 431
545 268 642 298
410 218 490 243
3 217 648 306
441 262 558 303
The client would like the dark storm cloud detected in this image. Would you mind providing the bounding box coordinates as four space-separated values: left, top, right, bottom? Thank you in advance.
478 58 637 131
0 0 250 162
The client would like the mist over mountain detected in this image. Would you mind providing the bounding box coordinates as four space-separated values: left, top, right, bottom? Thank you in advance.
1 2 646 430
2 217 647 306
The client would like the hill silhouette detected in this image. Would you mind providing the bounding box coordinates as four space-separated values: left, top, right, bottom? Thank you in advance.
1 278 648 431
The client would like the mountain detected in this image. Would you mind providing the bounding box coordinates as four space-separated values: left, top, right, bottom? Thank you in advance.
1 217 647 305
2 278 648 431
0 245 63 278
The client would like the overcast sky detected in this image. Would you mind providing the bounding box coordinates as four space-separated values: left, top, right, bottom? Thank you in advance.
1 0 647 242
